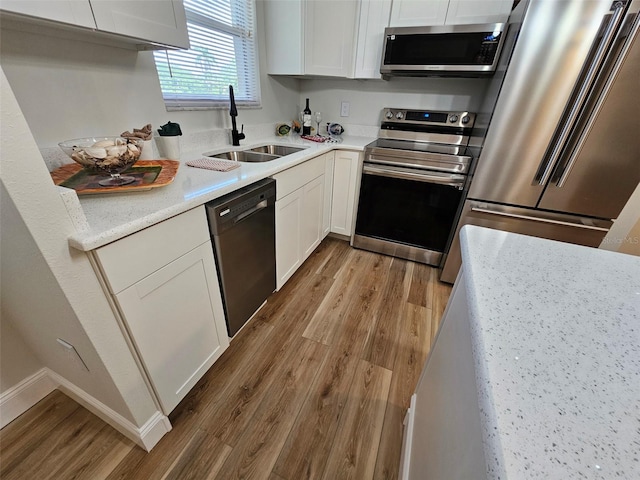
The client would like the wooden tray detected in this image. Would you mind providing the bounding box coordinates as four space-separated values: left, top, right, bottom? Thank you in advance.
51 160 180 195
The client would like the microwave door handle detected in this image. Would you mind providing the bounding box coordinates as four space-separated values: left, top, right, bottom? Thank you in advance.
363 164 465 189
534 1 627 186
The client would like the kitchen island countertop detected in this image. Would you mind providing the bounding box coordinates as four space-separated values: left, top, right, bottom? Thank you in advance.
63 134 375 251
459 225 640 479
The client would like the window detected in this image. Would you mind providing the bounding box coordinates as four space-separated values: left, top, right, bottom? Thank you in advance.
153 0 260 110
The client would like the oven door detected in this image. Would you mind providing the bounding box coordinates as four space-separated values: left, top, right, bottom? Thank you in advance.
352 163 466 266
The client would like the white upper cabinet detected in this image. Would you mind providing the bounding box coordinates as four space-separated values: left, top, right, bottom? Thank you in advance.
389 0 512 27
353 0 392 79
0 0 95 28
389 0 449 27
265 0 512 79
304 1 358 76
265 0 358 77
445 0 513 24
0 0 189 50
90 0 190 49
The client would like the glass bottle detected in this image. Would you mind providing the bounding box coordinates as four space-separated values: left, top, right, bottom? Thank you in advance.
302 98 312 135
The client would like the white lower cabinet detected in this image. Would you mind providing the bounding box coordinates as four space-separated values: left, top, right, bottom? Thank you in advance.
330 150 361 237
399 275 484 479
275 187 304 289
301 175 325 258
114 243 227 414
323 151 335 236
274 153 330 290
93 206 229 414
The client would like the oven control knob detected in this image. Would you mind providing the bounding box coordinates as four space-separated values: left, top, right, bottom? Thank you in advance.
396 112 404 120
449 115 459 123
385 111 394 119
461 115 471 124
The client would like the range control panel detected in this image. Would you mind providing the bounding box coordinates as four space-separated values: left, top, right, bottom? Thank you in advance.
381 108 475 129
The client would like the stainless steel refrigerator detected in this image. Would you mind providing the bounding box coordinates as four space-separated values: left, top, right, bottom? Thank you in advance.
441 0 640 283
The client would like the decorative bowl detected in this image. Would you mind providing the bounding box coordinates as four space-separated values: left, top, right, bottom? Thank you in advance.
58 136 144 186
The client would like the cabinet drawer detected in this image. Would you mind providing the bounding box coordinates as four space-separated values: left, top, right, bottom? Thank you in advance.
95 206 210 294
273 154 326 200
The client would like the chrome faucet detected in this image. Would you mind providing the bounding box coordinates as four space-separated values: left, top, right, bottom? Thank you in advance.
229 85 245 146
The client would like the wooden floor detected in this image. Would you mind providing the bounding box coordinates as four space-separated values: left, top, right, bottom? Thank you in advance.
0 238 451 480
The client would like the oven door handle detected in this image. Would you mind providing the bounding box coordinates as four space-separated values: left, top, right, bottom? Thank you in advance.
363 164 466 189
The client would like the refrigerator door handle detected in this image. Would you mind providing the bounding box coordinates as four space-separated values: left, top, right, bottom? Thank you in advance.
555 11 640 188
535 1 628 186
470 207 610 232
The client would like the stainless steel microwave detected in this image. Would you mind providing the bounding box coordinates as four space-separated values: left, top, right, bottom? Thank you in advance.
380 23 506 76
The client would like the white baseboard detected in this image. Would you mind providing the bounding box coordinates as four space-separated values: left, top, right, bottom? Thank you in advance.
0 368 57 429
1 368 172 451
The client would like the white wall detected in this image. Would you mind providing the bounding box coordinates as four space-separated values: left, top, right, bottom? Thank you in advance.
0 67 159 427
298 76 489 130
0 0 299 148
0 312 42 393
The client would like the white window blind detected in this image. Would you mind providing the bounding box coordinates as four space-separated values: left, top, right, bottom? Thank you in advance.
153 0 260 110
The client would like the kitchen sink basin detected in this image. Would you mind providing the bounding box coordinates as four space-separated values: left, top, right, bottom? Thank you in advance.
247 145 307 156
206 144 307 163
208 151 280 163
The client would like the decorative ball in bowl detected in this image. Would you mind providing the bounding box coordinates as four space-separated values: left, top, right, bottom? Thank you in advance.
58 136 144 186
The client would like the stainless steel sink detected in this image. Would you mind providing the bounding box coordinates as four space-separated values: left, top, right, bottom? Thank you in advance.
206 144 307 163
247 145 307 156
208 151 280 163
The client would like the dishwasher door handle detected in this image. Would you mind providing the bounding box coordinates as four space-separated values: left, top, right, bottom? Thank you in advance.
234 199 269 223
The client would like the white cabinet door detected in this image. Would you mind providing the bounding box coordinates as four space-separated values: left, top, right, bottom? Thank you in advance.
265 0 357 77
404 275 485 479
0 0 95 28
445 0 512 24
302 175 325 258
389 0 449 27
90 0 190 49
276 187 303 290
323 152 335 237
115 242 229 414
264 0 304 75
331 151 361 237
353 0 392 79
304 0 358 77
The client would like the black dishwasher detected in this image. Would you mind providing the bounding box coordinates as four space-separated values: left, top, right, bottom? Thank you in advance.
205 178 276 336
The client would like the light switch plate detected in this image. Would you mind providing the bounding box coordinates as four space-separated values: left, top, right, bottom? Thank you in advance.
340 101 350 117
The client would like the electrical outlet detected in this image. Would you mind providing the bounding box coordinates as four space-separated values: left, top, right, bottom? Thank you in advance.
340 101 350 117
57 338 89 371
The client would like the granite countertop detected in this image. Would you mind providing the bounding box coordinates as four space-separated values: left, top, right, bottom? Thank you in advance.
63 134 375 251
459 225 640 479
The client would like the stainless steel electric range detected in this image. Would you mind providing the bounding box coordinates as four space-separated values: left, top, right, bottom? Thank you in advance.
352 108 475 267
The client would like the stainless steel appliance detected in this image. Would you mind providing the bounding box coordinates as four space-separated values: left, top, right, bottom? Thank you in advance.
352 108 475 266
205 178 276 336
441 0 640 283
380 23 506 76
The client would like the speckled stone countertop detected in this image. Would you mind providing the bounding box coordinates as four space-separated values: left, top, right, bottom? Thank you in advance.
63 134 374 251
459 225 640 479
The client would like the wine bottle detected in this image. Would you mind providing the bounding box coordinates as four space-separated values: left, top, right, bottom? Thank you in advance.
302 98 312 135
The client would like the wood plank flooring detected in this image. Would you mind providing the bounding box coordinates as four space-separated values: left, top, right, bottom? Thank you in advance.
0 238 452 480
